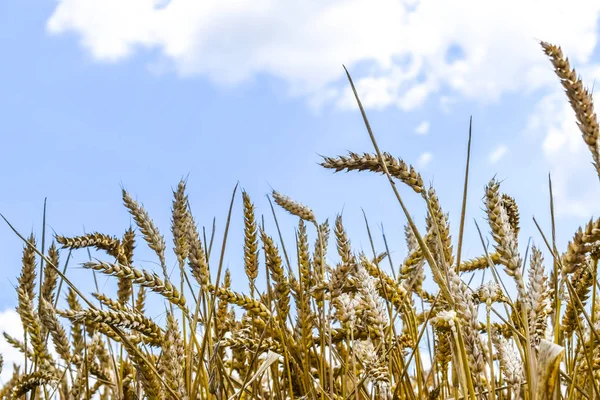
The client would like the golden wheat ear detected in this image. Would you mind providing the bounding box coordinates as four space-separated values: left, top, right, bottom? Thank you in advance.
242 191 259 294
272 190 317 224
121 187 168 277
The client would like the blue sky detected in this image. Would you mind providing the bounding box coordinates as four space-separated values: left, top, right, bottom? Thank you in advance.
1 0 600 381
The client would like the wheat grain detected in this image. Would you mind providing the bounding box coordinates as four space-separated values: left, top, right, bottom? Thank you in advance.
172 179 192 268
485 179 525 300
39 298 71 363
83 260 186 308
272 190 317 224
117 227 136 305
162 312 188 400
262 230 290 321
56 232 121 258
11 370 56 398
321 151 425 194
186 214 210 290
526 246 552 345
68 308 164 341
122 188 167 277
41 241 59 305
242 191 260 290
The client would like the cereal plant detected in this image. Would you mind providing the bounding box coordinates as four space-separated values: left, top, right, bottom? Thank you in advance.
0 41 598 400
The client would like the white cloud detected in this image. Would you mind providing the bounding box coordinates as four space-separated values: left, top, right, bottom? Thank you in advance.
415 121 430 135
418 152 432 168
525 74 600 217
0 309 24 384
0 309 72 387
439 95 456 114
46 0 600 111
489 145 508 164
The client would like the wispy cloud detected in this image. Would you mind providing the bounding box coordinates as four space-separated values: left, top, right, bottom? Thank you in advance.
46 0 600 111
415 121 430 135
489 145 508 164
418 152 433 168
439 96 456 114
525 65 600 217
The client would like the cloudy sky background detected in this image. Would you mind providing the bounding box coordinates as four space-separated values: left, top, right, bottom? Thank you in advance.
1 0 600 382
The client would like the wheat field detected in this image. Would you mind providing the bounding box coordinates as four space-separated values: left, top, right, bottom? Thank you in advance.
0 41 598 400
